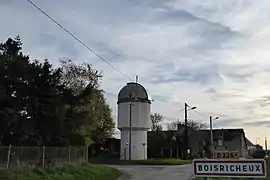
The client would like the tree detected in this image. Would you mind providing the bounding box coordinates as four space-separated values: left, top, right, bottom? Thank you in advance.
0 36 34 145
150 113 163 131
59 59 101 94
0 36 115 146
184 120 207 130
166 119 207 131
59 59 115 145
166 119 180 130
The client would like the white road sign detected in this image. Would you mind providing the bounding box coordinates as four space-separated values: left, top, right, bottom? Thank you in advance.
193 159 267 178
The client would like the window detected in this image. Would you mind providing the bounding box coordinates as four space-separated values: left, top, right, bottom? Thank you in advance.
218 140 223 146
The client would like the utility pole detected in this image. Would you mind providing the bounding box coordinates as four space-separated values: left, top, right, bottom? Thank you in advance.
210 116 214 158
210 116 219 158
184 103 188 159
256 137 260 145
129 94 132 160
222 128 224 147
265 137 268 151
183 103 197 159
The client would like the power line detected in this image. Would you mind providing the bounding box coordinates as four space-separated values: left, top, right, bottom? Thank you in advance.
191 108 209 118
190 108 222 129
26 0 205 119
25 0 230 137
212 119 218 129
26 0 173 104
26 0 132 81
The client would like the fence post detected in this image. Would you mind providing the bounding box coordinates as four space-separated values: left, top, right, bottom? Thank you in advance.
42 146 45 167
86 145 89 162
84 146 88 161
68 146 71 164
6 144 11 169
84 146 86 161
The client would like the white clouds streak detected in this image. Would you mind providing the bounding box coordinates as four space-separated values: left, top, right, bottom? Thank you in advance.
1 0 270 143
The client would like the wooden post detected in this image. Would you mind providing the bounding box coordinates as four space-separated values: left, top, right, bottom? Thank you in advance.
42 146 45 167
68 146 71 164
84 146 87 162
83 146 86 161
86 145 89 162
6 145 11 169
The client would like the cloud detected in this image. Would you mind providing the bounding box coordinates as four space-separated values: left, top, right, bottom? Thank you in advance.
244 121 270 128
150 63 222 85
2 0 270 144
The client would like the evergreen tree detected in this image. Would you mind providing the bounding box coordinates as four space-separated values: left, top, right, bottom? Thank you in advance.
0 36 115 146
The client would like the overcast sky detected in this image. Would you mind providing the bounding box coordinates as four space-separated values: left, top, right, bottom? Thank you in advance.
1 0 270 146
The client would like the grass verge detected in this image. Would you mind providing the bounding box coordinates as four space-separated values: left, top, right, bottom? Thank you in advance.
0 163 122 180
90 156 192 165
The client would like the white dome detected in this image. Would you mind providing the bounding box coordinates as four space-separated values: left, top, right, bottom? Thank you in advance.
117 82 151 104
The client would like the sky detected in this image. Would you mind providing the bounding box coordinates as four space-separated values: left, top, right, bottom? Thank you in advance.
1 0 270 147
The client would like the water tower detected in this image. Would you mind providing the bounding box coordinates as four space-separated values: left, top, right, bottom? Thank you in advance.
117 82 151 160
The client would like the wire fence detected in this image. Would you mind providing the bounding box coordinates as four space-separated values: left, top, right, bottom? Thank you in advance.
0 145 88 169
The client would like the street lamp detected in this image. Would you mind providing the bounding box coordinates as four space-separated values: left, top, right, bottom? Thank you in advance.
210 116 219 158
184 103 196 159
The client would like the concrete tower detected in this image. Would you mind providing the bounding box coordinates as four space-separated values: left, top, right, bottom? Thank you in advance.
117 82 151 160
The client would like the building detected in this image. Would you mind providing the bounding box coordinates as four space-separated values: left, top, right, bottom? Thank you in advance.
105 127 251 159
200 129 248 157
147 127 250 159
117 82 151 160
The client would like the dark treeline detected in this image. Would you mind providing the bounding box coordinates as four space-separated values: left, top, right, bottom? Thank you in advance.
0 36 115 146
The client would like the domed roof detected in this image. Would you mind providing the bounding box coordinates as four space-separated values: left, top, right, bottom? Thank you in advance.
117 82 151 104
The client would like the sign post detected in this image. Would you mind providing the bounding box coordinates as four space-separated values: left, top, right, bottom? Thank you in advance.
193 159 267 178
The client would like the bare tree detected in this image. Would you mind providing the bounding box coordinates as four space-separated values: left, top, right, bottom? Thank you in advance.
166 119 207 131
150 113 164 131
166 119 180 130
186 120 207 130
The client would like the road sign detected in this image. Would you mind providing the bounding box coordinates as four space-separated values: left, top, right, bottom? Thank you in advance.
193 159 267 178
214 151 240 159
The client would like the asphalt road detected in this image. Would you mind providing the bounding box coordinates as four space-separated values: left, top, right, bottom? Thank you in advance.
110 164 194 180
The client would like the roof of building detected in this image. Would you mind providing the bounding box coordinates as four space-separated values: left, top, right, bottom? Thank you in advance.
245 137 254 146
117 82 151 104
200 128 244 133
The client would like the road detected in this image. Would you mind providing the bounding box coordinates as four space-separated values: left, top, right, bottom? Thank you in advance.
110 164 194 180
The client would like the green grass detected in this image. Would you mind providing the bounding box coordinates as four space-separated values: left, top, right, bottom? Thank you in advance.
0 164 122 180
89 156 192 165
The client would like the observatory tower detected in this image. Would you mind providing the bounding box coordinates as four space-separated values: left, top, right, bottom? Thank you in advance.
117 82 151 160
